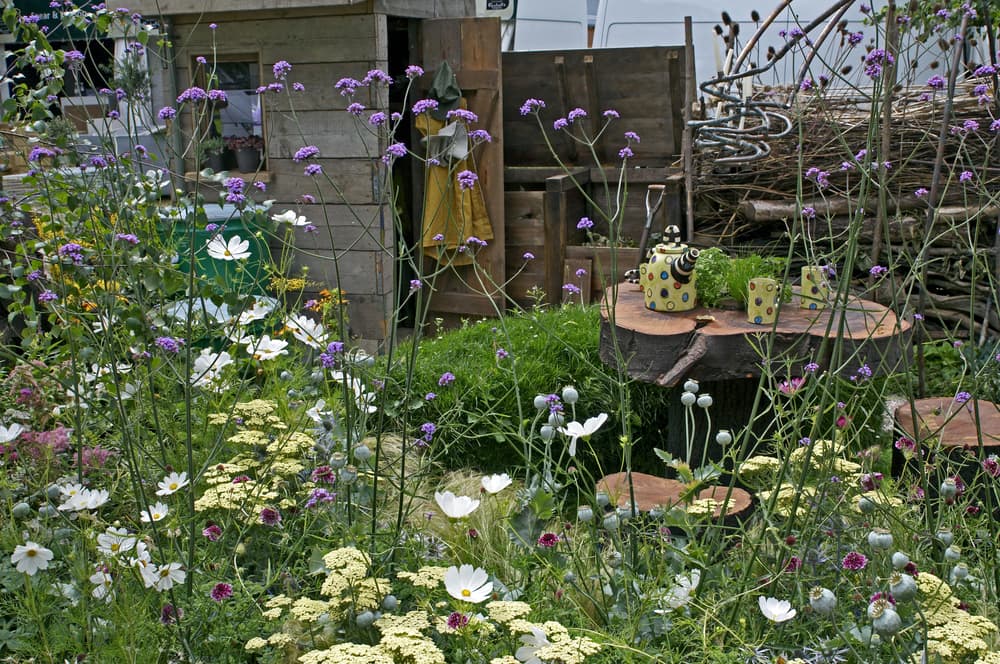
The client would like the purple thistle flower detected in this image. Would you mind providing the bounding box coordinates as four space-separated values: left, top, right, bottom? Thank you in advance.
293 145 320 162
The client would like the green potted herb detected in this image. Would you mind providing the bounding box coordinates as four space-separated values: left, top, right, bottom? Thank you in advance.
198 136 226 172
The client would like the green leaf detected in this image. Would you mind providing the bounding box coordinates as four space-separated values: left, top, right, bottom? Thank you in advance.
654 448 674 464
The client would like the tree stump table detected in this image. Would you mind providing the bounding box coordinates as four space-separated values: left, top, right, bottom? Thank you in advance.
599 284 912 387
597 283 912 468
892 397 1000 475
598 471 753 520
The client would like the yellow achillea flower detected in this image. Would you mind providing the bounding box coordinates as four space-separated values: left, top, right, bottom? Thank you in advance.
397 566 447 589
912 572 1000 662
737 456 782 484
485 600 532 624
290 597 334 623
378 632 446 664
243 637 268 651
685 498 722 516
376 611 431 636
298 643 393 664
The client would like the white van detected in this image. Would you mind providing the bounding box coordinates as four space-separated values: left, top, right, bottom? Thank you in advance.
477 0 590 51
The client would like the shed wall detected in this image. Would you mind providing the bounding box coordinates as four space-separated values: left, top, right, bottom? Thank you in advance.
171 8 394 340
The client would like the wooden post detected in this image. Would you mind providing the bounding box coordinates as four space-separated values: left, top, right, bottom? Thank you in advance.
682 17 696 243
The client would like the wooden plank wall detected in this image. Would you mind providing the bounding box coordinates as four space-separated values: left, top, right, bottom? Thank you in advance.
172 7 393 340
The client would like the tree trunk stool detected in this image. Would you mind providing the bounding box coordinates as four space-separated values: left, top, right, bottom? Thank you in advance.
597 471 753 519
892 397 1000 476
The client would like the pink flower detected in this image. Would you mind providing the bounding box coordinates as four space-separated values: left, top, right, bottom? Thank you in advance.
537 533 560 548
210 582 233 601
259 507 282 526
842 551 868 571
202 524 222 541
778 377 805 395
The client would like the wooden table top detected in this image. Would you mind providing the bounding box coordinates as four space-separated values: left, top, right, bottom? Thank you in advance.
599 284 912 386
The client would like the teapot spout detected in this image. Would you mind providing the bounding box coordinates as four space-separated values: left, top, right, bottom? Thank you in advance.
670 247 700 284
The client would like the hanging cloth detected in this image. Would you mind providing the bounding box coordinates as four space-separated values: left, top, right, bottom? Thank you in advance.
416 62 492 265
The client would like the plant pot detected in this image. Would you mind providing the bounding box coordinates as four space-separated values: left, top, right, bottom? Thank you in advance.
202 153 225 173
235 148 261 173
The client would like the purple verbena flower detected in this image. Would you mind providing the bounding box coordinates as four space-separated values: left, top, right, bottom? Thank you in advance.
519 98 546 115
411 99 439 115
155 336 185 354
272 60 292 80
293 145 320 162
457 170 478 190
438 372 456 386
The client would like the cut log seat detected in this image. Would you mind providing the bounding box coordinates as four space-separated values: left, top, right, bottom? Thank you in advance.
597 471 753 519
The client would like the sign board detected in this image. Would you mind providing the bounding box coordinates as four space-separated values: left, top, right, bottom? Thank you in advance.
475 0 514 20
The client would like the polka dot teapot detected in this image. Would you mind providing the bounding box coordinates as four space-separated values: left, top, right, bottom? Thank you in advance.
637 225 700 312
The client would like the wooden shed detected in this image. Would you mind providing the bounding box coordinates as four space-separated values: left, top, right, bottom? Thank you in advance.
107 0 506 343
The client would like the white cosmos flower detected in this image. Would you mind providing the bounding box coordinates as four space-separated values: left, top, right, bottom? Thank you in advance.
481 473 513 494
96 527 137 558
246 335 289 361
156 471 189 496
285 314 328 349
515 625 550 664
435 490 480 519
11 541 54 575
58 488 109 511
140 501 170 523
234 298 275 326
0 422 25 444
206 234 251 261
90 568 114 601
557 412 609 457
444 564 492 603
129 541 151 571
272 209 308 226
656 569 701 612
758 596 797 622
145 562 185 591
191 349 233 390
306 399 332 424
